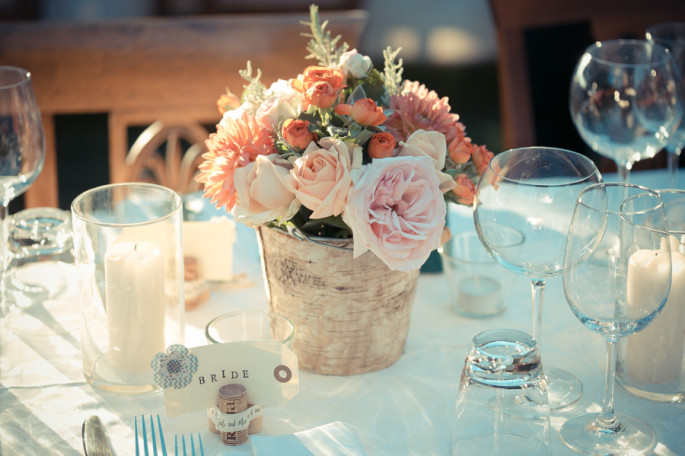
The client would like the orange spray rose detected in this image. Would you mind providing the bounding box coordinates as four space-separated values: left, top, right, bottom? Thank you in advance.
367 132 397 159
334 98 387 126
471 144 494 176
282 119 316 150
451 173 476 205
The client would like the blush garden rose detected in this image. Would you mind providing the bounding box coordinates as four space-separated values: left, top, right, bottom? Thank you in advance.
197 4 492 272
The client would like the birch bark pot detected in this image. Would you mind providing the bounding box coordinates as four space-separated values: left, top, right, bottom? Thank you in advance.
256 226 420 375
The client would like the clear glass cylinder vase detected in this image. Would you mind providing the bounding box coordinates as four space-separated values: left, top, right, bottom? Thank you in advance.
617 189 685 402
71 183 185 394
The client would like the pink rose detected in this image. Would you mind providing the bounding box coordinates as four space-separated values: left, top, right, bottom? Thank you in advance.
233 154 300 225
342 156 447 272
396 130 455 192
289 137 362 218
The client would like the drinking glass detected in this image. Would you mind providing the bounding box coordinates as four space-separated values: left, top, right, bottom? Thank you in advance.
473 146 601 409
5 207 74 306
0 67 45 304
451 329 550 456
569 39 682 183
205 310 296 348
561 183 671 454
646 23 685 187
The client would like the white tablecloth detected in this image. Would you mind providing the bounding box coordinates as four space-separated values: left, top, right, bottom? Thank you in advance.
1 169 683 456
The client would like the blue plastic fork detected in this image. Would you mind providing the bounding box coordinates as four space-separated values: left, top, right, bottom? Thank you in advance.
135 414 168 456
174 433 204 456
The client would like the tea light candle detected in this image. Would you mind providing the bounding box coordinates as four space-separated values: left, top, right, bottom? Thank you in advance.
456 276 503 315
626 237 685 383
105 241 166 371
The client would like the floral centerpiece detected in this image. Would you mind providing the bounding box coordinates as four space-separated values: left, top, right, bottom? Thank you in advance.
197 4 492 273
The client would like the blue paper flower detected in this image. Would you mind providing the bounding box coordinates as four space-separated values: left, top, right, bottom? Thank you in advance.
151 344 198 389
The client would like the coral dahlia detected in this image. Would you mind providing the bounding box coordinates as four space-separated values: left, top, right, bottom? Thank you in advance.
383 81 468 155
197 111 275 211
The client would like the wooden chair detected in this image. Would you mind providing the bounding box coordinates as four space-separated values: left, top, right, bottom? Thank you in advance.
124 120 208 194
0 10 368 207
488 0 685 167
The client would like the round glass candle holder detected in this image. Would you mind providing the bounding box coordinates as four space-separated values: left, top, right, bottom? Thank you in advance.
617 188 685 402
439 231 515 318
71 183 185 395
205 310 295 348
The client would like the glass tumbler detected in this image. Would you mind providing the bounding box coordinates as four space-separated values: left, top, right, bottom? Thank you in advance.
4 207 74 306
205 310 296 348
617 188 685 402
451 329 550 456
71 183 185 394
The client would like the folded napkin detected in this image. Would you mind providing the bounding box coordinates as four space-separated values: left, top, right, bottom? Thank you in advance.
249 421 367 456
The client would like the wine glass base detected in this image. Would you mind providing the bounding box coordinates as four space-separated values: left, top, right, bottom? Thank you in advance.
560 413 655 455
546 366 583 410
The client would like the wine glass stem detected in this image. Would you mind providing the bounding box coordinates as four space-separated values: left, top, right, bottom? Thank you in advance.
530 279 546 343
0 203 7 311
616 162 631 184
596 339 620 430
667 148 680 189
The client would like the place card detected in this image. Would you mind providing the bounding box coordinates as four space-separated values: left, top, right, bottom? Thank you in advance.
151 341 299 417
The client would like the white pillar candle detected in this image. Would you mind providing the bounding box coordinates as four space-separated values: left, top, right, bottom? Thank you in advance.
105 241 166 371
626 237 685 383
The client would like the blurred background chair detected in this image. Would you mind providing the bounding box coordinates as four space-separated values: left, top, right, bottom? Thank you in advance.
0 9 367 208
488 0 685 172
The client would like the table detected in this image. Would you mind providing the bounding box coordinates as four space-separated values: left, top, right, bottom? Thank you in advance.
1 169 683 455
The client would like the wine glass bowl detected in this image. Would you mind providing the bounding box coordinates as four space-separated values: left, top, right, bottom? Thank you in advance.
473 146 602 410
0 66 46 307
646 22 685 187
0 66 45 205
569 39 682 183
561 182 671 455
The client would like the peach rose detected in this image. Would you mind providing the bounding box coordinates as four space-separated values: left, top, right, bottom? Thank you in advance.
471 144 494 176
282 119 315 150
368 132 396 159
233 154 300 225
451 174 476 205
342 156 446 272
255 96 298 131
334 98 386 126
304 81 339 109
396 130 455 192
288 137 362 219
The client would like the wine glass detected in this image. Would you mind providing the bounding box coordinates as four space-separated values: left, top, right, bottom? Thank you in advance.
0 67 46 305
646 23 685 187
473 146 601 410
561 182 671 454
569 39 683 183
